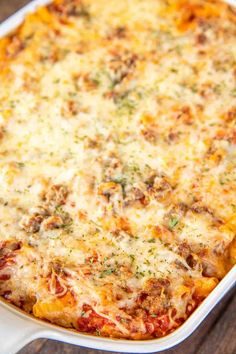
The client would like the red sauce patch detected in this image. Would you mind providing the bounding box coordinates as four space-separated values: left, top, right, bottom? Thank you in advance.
145 314 170 337
0 274 11 281
77 304 112 333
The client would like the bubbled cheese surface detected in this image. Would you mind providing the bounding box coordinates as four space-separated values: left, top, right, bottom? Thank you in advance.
0 0 235 339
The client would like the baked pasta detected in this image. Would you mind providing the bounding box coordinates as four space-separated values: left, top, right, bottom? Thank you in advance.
0 0 235 339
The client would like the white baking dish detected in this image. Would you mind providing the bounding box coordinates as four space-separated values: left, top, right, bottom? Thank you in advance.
0 1 235 353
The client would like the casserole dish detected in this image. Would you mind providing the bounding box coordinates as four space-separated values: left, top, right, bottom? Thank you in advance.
0 0 236 353
0 267 234 354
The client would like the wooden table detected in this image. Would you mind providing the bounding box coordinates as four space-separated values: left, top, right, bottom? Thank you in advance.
0 1 236 353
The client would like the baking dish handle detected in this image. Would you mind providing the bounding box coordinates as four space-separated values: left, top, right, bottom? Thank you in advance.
0 303 43 354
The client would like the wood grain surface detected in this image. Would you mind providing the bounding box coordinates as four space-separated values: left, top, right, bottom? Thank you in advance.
0 1 235 353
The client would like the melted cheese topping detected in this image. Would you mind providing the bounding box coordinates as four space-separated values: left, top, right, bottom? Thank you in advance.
0 0 236 339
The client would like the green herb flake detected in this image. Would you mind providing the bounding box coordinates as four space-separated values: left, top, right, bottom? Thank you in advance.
99 268 115 278
120 318 128 323
168 217 179 229
150 314 157 318
130 254 135 262
16 162 25 168
95 329 101 336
